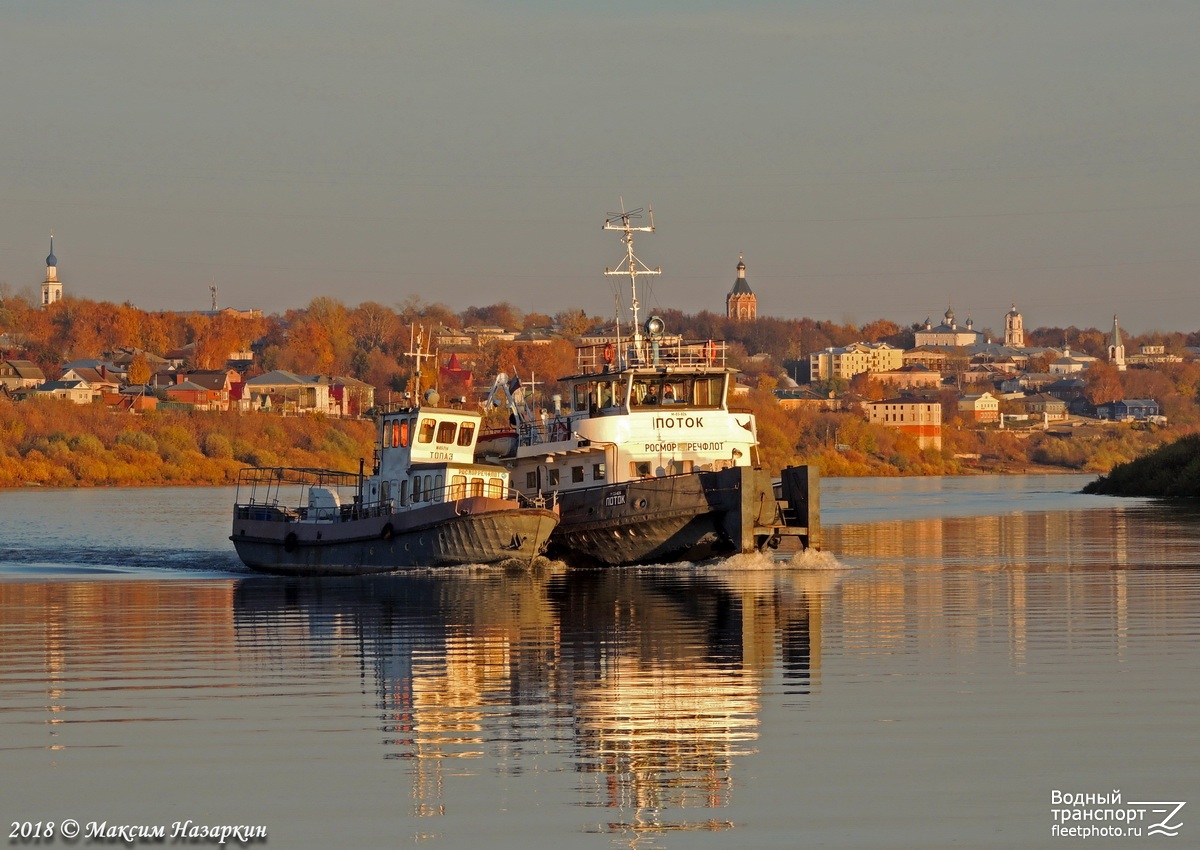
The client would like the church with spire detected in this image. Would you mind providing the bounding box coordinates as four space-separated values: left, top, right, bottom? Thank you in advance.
41 236 63 308
726 256 756 321
1108 314 1126 371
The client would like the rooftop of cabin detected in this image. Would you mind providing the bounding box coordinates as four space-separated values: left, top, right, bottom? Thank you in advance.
574 338 729 375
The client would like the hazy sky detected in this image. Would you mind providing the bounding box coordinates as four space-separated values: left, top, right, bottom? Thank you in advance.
3 1 1199 336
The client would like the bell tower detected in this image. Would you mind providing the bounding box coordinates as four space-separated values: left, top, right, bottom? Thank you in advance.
725 256 756 321
41 236 63 308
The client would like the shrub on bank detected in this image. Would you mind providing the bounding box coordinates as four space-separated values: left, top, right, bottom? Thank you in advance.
0 397 375 488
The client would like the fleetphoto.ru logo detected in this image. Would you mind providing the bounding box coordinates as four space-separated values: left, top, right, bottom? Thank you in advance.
1051 790 1186 839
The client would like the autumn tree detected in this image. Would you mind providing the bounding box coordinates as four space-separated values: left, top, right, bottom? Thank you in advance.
1085 361 1125 405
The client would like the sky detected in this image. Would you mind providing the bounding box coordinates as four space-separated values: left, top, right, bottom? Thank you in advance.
2 1 1199 336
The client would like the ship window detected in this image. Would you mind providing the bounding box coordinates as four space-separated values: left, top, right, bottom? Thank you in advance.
668 459 694 475
425 475 433 500
400 419 410 447
526 471 537 489
391 420 400 448
450 475 466 500
631 461 652 478
593 462 605 480
573 384 589 412
413 476 422 502
400 479 409 506
434 474 444 501
488 478 504 498
548 469 560 486
381 480 391 503
436 420 457 444
418 418 435 443
692 376 723 408
571 466 584 483
470 477 484 497
456 422 475 446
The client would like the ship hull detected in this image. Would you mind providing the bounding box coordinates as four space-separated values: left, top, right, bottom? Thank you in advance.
549 466 815 567
231 498 559 576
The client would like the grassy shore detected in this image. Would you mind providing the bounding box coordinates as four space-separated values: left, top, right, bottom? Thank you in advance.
0 397 376 488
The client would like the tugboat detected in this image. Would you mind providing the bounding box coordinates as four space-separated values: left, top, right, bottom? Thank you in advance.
231 331 560 575
476 206 818 566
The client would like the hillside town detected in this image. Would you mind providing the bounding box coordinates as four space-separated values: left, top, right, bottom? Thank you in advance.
3 243 1199 481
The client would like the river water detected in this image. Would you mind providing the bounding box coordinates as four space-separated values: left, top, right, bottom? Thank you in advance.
2 476 1197 848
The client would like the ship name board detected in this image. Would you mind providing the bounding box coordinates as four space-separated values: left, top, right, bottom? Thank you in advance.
427 450 454 461
605 489 627 507
644 441 725 453
653 415 704 429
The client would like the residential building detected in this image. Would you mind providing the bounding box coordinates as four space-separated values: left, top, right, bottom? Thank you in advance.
0 360 46 390
1126 345 1183 367
1018 393 1068 421
1097 399 1161 421
810 342 904 382
958 392 999 423
774 387 841 411
242 370 330 413
35 379 95 404
870 364 943 390
864 398 943 450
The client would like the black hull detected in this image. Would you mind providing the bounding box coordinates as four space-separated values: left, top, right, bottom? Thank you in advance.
550 466 816 567
231 501 559 576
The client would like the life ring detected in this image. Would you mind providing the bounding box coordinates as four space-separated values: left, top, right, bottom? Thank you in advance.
381 523 394 541
705 339 717 364
603 342 615 364
284 532 298 553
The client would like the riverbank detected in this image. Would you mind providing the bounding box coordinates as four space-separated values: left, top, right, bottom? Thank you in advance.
0 397 375 488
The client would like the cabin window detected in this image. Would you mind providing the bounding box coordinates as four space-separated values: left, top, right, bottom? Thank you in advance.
488 478 504 498
418 418 435 443
631 461 652 478
425 475 433 500
593 462 605 480
526 471 537 489
573 384 589 412
400 419 410 447
571 466 584 483
456 422 475 446
668 459 694 475
450 475 466 500
548 469 560 486
434 474 444 501
662 380 686 405
390 420 400 448
631 380 658 407
381 480 391 504
400 479 409 506
436 420 457 444
413 476 422 502
693 376 723 408
470 477 484 497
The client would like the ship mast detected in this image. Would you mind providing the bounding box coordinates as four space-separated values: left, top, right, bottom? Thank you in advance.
406 324 435 401
604 202 660 365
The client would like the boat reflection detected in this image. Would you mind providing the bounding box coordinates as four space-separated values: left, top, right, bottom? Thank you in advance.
231 566 837 837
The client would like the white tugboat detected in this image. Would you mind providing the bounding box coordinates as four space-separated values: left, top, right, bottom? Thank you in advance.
476 206 818 566
231 330 559 575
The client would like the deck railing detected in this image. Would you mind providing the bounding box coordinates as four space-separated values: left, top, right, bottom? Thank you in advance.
576 338 728 373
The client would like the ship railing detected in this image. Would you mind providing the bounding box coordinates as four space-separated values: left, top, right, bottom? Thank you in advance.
576 338 728 373
234 466 391 524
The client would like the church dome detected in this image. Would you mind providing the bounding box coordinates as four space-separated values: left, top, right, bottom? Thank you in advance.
46 237 57 267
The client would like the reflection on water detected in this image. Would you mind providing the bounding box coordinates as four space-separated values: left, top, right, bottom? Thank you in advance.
3 479 1200 848
228 567 829 837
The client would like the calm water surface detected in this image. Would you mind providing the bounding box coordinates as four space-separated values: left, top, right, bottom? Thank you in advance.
2 476 1198 849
